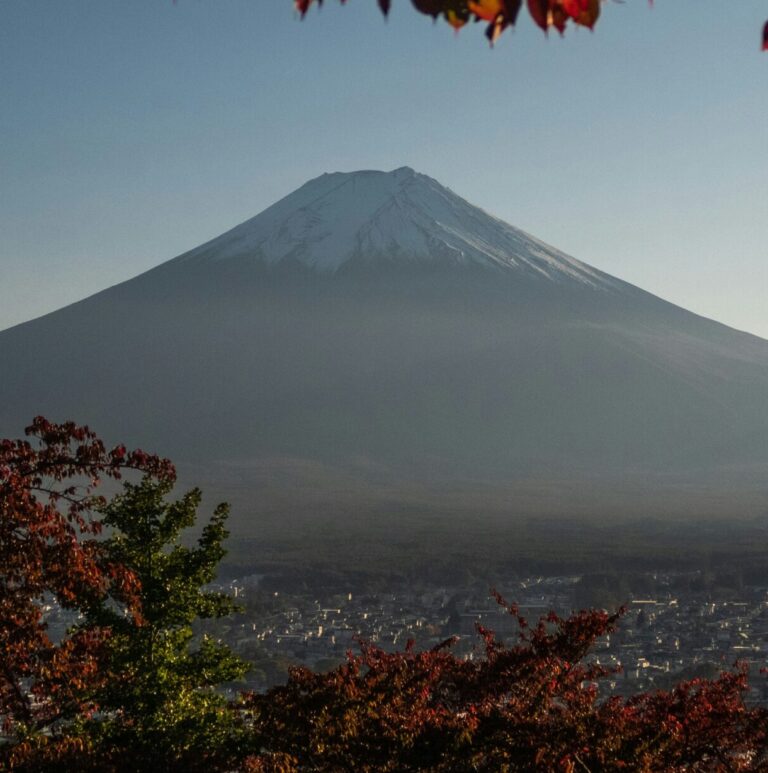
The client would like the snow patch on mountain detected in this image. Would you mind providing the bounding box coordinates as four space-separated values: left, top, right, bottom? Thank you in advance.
178 167 619 289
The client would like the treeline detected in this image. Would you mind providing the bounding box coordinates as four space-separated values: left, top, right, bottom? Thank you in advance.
3 418 768 771
226 516 768 595
572 568 768 610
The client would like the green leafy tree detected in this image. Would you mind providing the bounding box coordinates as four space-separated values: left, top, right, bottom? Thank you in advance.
81 478 249 772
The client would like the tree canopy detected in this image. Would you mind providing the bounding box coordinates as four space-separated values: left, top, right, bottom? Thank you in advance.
3 418 768 770
81 478 249 771
245 600 766 772
0 418 173 758
296 0 768 50
0 419 246 771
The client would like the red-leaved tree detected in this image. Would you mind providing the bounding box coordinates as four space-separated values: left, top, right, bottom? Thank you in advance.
0 417 174 766
243 592 768 771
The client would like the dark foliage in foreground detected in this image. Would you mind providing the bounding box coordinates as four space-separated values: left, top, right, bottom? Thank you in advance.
243 601 767 771
296 0 768 51
2 419 768 771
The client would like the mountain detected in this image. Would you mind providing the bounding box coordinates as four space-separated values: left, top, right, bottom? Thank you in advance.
2 167 768 543
175 166 617 285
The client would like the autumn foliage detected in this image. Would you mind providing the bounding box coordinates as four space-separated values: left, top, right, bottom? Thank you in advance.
244 596 767 771
0 418 174 765
296 0 599 43
3 419 768 770
296 0 768 50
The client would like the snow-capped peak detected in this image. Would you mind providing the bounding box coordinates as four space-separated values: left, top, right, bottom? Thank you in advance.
178 168 616 288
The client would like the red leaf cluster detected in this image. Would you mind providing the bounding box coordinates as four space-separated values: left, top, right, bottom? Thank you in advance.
296 1 768 49
243 594 768 771
0 417 174 748
296 0 597 41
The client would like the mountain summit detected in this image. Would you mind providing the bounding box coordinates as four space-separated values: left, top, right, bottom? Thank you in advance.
2 169 768 533
176 167 615 288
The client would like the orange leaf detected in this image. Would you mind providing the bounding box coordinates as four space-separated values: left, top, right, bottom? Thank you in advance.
468 0 503 22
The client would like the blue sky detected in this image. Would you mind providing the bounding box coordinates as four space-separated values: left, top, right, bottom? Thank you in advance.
1 1 766 336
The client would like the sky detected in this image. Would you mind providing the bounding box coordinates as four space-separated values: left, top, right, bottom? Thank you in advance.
1 1 767 337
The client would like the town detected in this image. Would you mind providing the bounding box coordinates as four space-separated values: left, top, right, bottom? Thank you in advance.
178 569 768 704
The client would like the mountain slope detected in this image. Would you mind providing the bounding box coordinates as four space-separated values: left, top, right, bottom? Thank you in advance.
2 168 768 529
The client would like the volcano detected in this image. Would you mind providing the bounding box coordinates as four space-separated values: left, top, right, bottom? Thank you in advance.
3 168 768 534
